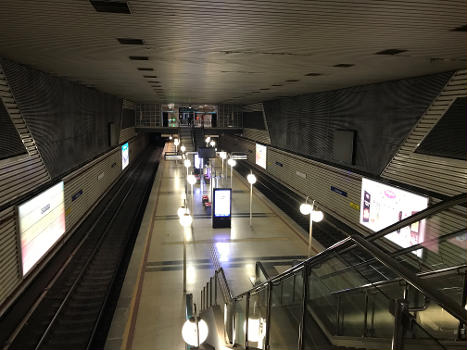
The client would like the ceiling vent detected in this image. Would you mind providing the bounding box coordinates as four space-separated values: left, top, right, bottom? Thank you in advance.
260 88 270 90
129 56 149 60
285 79 300 82
118 38 144 45
375 48 407 55
333 64 354 68
143 75 157 78
451 24 467 32
90 1 131 14
138 67 154 71
305 73 322 76
272 84 283 86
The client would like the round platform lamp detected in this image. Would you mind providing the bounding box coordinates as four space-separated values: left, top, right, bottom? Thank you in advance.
247 173 257 226
182 316 209 347
180 145 186 154
210 140 216 148
227 158 236 188
174 138 180 153
187 174 196 212
300 198 324 257
205 136 211 147
169 135 173 140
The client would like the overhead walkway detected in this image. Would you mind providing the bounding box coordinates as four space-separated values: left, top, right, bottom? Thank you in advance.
198 193 467 350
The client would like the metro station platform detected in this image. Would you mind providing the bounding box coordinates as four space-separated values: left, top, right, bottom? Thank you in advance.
105 144 320 350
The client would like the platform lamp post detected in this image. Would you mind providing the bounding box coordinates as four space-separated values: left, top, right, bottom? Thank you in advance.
300 198 324 257
210 140 216 148
180 145 186 154
247 173 257 226
205 136 211 147
227 158 236 188
220 152 227 183
174 138 180 153
187 174 196 213
179 205 193 294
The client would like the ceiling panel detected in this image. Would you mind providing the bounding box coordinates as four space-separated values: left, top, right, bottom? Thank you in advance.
0 0 465 104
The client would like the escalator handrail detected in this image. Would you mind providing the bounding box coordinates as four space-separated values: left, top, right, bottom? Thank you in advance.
366 193 467 242
216 167 467 322
314 227 467 283
329 263 466 296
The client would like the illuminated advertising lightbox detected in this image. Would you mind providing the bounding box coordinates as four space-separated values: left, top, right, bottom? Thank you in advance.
122 142 129 170
18 182 66 276
212 188 232 228
256 143 267 169
360 178 428 257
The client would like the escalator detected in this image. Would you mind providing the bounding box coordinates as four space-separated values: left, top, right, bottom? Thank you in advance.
197 193 467 350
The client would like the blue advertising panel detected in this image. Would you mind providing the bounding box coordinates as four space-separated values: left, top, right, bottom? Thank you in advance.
212 188 232 228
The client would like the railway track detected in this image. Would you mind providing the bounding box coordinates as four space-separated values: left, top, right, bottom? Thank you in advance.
3 146 161 350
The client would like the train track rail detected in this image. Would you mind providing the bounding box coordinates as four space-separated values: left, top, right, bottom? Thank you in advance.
3 146 161 350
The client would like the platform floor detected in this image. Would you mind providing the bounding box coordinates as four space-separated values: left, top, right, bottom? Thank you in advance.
105 144 320 350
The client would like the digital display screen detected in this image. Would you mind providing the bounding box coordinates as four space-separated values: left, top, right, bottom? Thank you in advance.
360 178 428 257
18 182 66 276
214 189 231 217
122 142 129 170
256 144 267 169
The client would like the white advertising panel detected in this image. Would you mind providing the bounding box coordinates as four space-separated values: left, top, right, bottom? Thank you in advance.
122 142 129 170
18 182 66 276
256 143 267 169
360 178 428 257
214 189 231 217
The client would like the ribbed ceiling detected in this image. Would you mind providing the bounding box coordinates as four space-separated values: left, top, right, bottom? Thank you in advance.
0 0 465 104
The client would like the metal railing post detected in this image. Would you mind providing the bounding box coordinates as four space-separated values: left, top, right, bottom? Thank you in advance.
201 289 204 311
298 266 308 350
245 293 250 348
336 294 341 336
210 277 213 307
458 271 467 340
391 299 408 350
265 283 273 350
363 290 369 338
215 271 218 305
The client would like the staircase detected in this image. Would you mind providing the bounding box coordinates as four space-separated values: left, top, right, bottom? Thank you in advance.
179 126 195 152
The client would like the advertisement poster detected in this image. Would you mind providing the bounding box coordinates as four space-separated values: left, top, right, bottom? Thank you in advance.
18 182 66 276
256 143 267 169
360 178 428 257
122 142 129 170
214 189 231 217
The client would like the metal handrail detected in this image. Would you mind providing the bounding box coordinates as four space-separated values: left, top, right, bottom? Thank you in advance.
315 228 467 283
367 193 467 242
329 263 467 296
199 193 467 349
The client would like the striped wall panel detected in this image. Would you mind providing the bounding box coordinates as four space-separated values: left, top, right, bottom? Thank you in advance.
0 65 50 207
0 207 20 306
382 70 467 196
242 103 263 112
221 134 466 271
216 104 242 128
119 127 137 144
122 99 135 110
242 128 271 144
0 134 149 308
220 134 366 233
